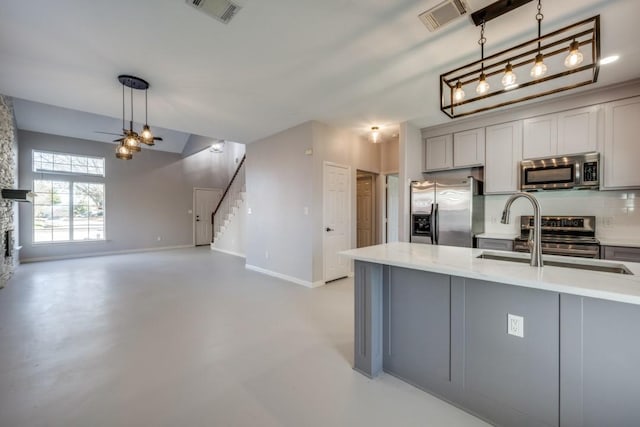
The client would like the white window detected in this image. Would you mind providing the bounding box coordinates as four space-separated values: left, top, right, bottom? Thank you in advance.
32 150 105 243
33 150 105 176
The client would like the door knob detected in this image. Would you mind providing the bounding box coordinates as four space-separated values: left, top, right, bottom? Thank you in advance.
326 227 334 232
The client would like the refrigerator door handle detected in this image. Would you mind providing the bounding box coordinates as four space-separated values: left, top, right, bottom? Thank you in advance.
429 204 435 244
433 203 439 244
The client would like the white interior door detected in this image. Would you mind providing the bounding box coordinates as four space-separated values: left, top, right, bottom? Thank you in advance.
324 163 351 282
194 188 222 246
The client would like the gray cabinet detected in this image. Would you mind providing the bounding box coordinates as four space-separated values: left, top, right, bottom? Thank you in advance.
354 263 640 426
383 267 452 394
424 134 453 171
603 97 640 189
602 245 640 262
484 121 522 194
477 237 514 251
453 128 485 167
523 106 598 160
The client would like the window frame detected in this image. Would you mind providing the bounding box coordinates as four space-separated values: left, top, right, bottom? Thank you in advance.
31 150 107 245
32 149 106 177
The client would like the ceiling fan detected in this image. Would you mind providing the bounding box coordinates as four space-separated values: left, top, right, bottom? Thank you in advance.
96 75 163 159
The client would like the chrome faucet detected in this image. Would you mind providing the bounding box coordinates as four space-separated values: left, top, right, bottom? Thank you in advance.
501 192 543 267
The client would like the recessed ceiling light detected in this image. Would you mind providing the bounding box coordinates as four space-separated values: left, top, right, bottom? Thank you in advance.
600 55 620 65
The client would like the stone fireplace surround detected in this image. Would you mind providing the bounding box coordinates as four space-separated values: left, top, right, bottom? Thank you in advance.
0 95 19 288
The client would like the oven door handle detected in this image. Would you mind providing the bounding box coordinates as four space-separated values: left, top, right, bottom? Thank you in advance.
542 247 600 257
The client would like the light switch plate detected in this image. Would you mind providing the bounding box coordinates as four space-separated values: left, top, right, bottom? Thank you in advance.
507 313 524 338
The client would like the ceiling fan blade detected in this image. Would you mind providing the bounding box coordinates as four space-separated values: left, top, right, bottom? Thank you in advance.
95 131 124 136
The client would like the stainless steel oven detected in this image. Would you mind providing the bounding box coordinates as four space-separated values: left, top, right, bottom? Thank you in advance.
514 215 600 259
520 152 599 191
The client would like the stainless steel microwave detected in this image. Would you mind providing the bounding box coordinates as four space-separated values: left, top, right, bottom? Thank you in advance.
520 152 599 191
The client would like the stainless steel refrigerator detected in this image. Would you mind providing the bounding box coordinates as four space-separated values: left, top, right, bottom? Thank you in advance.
410 175 484 247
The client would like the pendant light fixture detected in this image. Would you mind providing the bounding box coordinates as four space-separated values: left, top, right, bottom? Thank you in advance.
564 39 584 68
113 75 163 159
530 0 547 79
476 21 490 95
370 126 380 143
439 0 600 119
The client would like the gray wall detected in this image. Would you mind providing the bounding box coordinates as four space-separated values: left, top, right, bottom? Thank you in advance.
245 120 383 285
18 130 233 261
399 122 423 242
0 95 19 287
181 134 246 184
311 121 381 283
245 122 314 282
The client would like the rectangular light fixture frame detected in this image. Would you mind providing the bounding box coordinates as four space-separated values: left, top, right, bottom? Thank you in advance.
440 15 600 119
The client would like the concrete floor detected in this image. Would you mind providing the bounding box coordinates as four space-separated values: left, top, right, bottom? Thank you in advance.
0 247 489 427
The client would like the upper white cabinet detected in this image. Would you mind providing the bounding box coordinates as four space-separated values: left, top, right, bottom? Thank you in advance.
485 121 523 194
523 114 557 159
557 106 598 155
523 106 598 159
424 134 453 171
603 97 640 189
454 128 485 168
424 129 485 172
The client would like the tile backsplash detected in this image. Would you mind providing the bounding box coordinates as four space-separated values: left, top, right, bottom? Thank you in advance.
484 190 640 241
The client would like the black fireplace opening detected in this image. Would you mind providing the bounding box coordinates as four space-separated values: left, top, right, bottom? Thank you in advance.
4 229 13 258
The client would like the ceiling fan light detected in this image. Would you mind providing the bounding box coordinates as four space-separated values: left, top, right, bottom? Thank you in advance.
501 63 517 87
564 40 584 68
125 133 141 152
140 124 154 144
530 53 548 79
476 73 490 95
116 143 133 160
453 81 465 102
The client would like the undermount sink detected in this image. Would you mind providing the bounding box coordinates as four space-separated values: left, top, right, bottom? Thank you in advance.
477 252 634 275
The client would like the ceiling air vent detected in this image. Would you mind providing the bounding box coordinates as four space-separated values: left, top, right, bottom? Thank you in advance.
418 0 469 32
185 0 242 24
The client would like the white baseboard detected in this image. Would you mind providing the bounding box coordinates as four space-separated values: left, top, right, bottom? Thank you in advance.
20 245 194 263
210 246 246 259
245 264 324 288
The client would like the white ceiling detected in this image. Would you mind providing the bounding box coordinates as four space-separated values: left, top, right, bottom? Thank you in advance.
1 0 638 146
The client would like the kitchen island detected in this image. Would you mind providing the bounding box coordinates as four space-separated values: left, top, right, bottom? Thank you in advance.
341 242 640 427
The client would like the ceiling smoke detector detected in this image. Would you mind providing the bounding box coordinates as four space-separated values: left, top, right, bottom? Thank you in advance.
185 0 242 24
419 0 469 32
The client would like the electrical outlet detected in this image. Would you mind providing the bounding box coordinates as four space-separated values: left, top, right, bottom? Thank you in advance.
265 251 269 259
507 313 524 338
156 236 162 241
303 206 309 215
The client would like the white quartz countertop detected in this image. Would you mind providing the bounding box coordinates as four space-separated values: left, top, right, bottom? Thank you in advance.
340 242 640 306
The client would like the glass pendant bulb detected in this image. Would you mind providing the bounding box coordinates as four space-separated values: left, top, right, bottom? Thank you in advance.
564 40 584 68
530 53 548 79
501 63 517 87
115 143 132 160
476 73 490 95
124 133 141 152
453 81 465 103
140 124 154 144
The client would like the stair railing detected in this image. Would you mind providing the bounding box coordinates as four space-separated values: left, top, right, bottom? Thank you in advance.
212 154 246 243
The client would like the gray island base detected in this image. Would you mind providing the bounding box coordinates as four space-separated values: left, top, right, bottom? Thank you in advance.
344 244 640 427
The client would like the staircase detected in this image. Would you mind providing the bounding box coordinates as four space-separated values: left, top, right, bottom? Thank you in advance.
212 155 246 244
